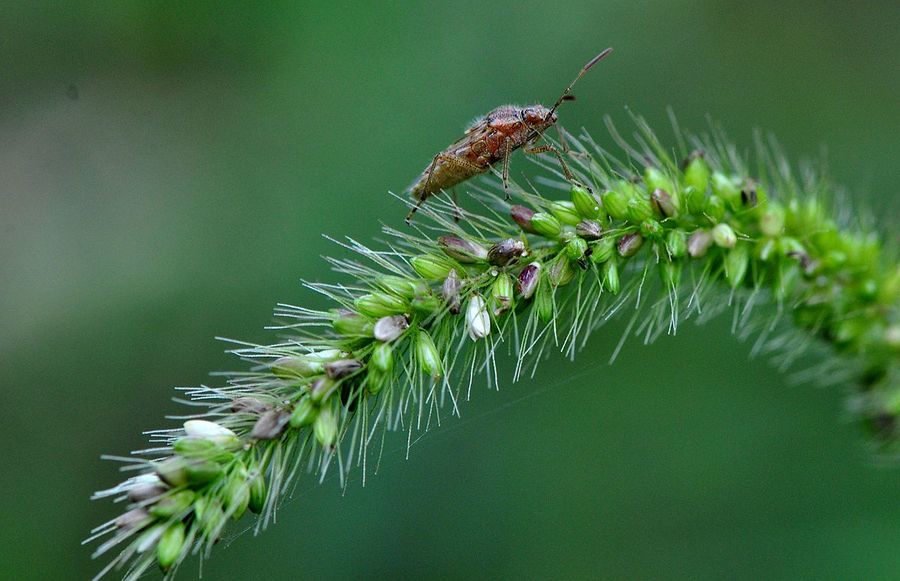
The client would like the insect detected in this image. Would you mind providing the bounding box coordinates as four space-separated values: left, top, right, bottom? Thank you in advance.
405 47 613 223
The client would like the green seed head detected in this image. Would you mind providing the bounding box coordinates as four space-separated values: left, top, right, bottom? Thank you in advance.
644 166 675 194
602 188 629 221
565 237 588 261
416 330 442 379
683 154 710 192
602 258 620 294
665 229 687 259
759 204 785 237
590 237 615 264
550 201 581 226
411 254 455 280
355 292 408 318
531 212 563 239
640 219 663 239
371 342 394 372
313 405 338 448
575 219 603 240
438 236 488 263
725 244 750 288
332 309 374 337
289 397 318 428
150 489 195 519
535 277 554 322
712 223 737 248
571 184 604 220
490 273 515 316
711 171 741 207
157 522 186 571
223 468 251 520
248 470 267 514
185 459 224 486
626 196 654 223
704 195 726 222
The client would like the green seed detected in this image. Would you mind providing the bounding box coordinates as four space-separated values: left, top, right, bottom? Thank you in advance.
550 201 581 226
289 398 318 428
531 212 563 239
157 522 186 571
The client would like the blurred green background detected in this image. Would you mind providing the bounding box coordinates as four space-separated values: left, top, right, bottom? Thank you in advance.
1 1 898 579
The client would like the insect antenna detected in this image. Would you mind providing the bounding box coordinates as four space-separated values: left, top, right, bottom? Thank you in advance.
546 47 613 120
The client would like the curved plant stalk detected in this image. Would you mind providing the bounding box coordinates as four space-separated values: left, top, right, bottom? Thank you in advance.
86 118 898 579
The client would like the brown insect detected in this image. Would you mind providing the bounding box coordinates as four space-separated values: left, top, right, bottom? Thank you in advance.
406 47 613 223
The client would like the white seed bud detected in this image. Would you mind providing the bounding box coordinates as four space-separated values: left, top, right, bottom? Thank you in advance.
466 293 491 340
183 420 237 445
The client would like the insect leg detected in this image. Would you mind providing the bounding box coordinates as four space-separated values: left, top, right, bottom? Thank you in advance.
501 139 512 199
525 143 576 182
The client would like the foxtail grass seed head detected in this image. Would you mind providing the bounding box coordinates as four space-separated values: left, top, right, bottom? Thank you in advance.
571 184 604 220
223 469 251 520
712 171 741 207
411 254 455 280
115 508 150 530
602 258 620 294
535 277 554 322
590 237 615 264
666 229 687 258
332 309 374 336
439 236 488 263
683 152 710 192
488 238 526 266
466 293 491 340
325 358 363 379
416 330 442 378
248 471 268 514
149 490 195 519
712 223 737 248
565 237 588 261
374 314 409 342
688 229 713 257
705 195 726 221
576 219 602 240
491 273 514 315
602 188 629 220
640 219 662 239
627 196 654 223
289 398 318 428
442 269 462 314
231 397 272 414
310 377 339 402
548 255 577 286
725 244 750 288
371 342 394 372
183 420 237 446
617 233 644 257
88 118 899 579
355 292 407 318
250 410 291 440
650 188 677 218
644 166 675 194
531 212 563 239
760 205 785 237
550 201 581 226
157 522 186 571
313 405 338 448
517 262 541 299
510 204 538 233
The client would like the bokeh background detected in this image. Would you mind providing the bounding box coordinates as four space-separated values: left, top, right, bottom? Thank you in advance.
2 1 898 579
